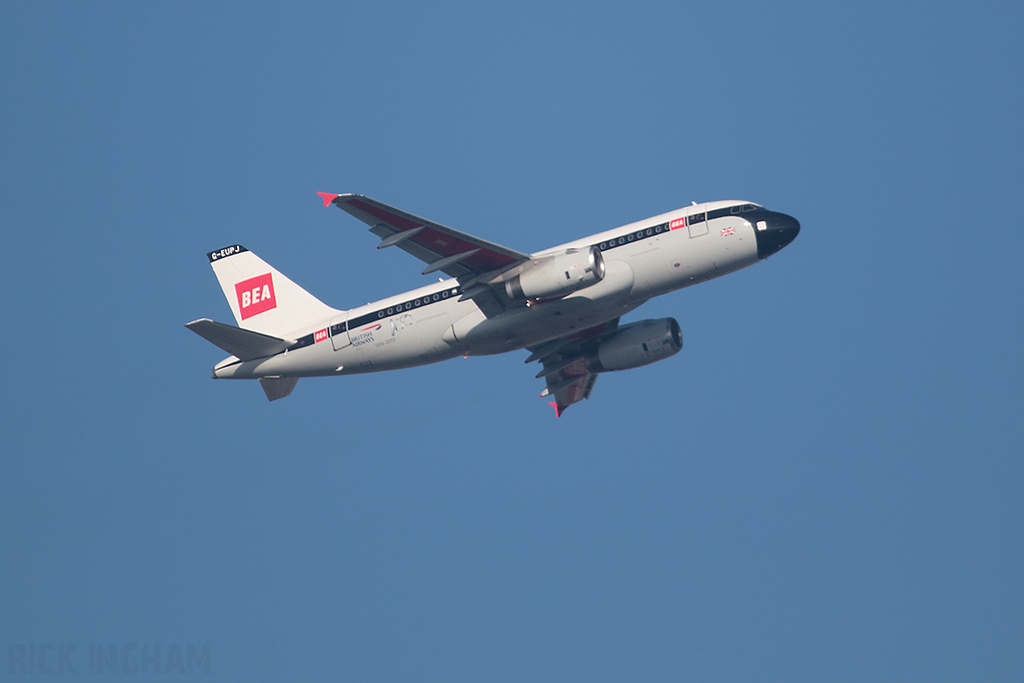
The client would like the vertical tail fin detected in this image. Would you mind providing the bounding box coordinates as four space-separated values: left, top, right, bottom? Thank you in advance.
207 245 341 337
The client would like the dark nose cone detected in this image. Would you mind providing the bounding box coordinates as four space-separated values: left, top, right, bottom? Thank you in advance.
755 211 800 259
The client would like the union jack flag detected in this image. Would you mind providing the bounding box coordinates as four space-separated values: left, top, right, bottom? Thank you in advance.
720 227 736 236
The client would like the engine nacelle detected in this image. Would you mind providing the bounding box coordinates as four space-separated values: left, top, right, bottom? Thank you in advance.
505 247 605 303
585 318 682 372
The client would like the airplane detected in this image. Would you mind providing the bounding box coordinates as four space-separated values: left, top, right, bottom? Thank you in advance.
186 193 799 416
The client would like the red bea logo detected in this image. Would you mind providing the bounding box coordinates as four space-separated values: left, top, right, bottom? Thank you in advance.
670 217 686 230
235 273 277 320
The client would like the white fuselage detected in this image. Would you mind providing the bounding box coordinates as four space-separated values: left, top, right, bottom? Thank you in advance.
213 201 763 380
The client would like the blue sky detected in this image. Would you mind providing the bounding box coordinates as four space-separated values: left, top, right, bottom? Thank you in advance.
3 2 1022 680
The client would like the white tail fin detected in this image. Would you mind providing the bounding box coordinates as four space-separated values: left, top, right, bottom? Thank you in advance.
207 245 341 337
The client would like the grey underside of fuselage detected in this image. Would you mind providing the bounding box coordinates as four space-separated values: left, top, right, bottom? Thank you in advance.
216 215 759 379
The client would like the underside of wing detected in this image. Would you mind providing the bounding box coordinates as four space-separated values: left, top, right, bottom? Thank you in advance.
527 318 620 417
542 360 599 418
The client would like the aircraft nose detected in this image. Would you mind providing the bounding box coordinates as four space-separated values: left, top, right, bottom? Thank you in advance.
755 211 801 259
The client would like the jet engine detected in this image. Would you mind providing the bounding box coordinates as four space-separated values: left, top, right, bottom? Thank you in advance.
585 318 682 372
505 247 606 303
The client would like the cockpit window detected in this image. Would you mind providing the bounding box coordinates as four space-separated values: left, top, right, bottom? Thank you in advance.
730 203 758 214
708 204 761 221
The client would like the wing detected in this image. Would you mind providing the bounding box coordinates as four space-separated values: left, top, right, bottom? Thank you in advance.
320 193 529 280
526 318 620 417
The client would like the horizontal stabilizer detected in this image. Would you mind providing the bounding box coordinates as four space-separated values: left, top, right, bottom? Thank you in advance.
185 318 292 361
259 376 299 401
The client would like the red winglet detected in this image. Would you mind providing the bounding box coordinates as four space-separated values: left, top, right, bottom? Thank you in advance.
548 401 563 418
317 192 339 208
